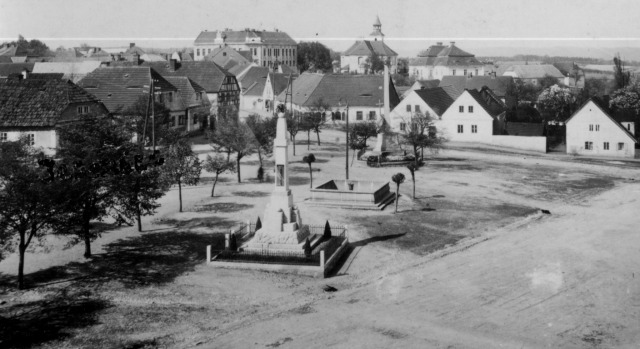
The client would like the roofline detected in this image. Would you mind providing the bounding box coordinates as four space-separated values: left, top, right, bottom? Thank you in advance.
565 98 637 143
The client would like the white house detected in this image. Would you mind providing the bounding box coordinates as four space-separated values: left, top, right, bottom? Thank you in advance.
565 99 637 158
409 42 485 80
501 64 567 86
440 88 507 143
389 87 456 132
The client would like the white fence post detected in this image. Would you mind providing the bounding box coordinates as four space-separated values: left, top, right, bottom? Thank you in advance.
206 245 211 263
344 225 349 241
246 220 251 234
225 233 230 250
320 250 325 267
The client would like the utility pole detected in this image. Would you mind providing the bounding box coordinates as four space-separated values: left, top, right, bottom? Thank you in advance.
345 102 349 180
151 77 156 152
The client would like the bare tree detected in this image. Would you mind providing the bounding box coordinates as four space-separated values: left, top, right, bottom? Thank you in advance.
161 141 202 212
210 118 256 183
308 98 330 146
203 153 235 197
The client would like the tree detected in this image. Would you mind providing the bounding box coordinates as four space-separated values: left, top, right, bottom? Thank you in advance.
297 42 332 73
286 112 301 156
203 153 235 197
406 163 418 200
162 142 202 212
609 82 640 112
536 84 577 122
302 154 316 188
391 173 405 214
299 114 314 150
614 53 631 90
400 111 446 164
210 118 256 183
2 34 53 57
576 78 608 106
123 94 174 147
347 121 377 164
307 98 330 146
323 220 332 239
245 114 278 169
0 139 63 289
539 75 563 89
365 52 385 74
506 80 542 107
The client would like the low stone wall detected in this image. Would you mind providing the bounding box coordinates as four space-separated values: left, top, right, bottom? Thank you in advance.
491 135 547 153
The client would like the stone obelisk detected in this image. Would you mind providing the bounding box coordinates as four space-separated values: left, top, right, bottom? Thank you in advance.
245 112 309 251
374 64 390 152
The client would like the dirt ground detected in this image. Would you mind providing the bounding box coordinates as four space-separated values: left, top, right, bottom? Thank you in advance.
1 129 639 349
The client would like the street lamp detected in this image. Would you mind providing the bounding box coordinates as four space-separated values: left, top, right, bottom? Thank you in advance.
339 99 349 180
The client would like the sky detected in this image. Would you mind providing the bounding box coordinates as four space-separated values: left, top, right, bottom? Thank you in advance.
2 0 640 58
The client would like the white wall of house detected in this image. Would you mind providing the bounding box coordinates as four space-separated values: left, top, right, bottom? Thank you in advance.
389 91 441 132
410 65 485 80
566 101 637 158
440 92 494 143
0 129 58 155
340 55 398 74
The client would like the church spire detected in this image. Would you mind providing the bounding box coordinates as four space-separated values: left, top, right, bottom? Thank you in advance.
369 15 384 41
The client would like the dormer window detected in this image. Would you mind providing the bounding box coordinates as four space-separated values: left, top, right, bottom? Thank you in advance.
77 106 89 115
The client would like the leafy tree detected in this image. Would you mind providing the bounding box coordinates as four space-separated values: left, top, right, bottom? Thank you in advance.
299 114 314 150
245 114 277 168
506 80 542 107
613 53 631 89
539 75 563 89
365 52 385 74
576 78 609 106
406 163 418 200
347 121 377 164
609 82 640 111
162 141 202 212
303 237 312 256
323 220 332 239
391 173 405 214
56 115 137 257
0 139 63 289
286 111 301 156
307 98 330 146
210 118 256 183
297 42 332 73
302 153 316 188
123 94 173 147
536 84 577 122
400 111 446 164
2 34 53 56
203 153 235 197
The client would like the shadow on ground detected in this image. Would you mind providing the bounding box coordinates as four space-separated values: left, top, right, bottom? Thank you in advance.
231 191 269 197
189 202 254 214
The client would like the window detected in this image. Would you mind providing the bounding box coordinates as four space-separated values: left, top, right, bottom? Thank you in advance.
628 124 632 131
471 125 477 133
459 106 464 113
463 69 467 76
604 142 609 150
356 111 363 120
369 111 376 120
589 124 593 131
400 122 406 131
595 124 600 131
468 106 474 113
196 92 201 101
197 49 200 56
178 115 186 125
406 104 411 112
168 92 173 103
415 105 420 112
585 141 593 150
276 165 284 186
618 143 625 150
457 125 464 133
77 106 89 115
158 93 164 104
0 132 7 141
475 69 479 76
26 133 35 146
452 69 456 75
193 115 198 124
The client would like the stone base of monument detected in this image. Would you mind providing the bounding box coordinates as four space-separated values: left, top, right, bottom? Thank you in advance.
243 223 310 254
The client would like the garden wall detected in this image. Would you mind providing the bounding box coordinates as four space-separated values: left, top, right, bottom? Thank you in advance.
491 135 547 153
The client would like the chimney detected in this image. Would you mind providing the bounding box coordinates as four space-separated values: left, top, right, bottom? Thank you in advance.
170 58 178 71
132 52 140 65
21 68 29 80
450 41 455 46
130 42 135 48
437 42 443 46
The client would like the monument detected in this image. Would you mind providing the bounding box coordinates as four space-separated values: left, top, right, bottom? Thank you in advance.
243 112 310 253
373 64 391 153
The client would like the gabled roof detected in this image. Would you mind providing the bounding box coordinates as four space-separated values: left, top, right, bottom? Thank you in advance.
0 79 103 127
27 73 64 80
0 44 18 56
32 61 102 82
194 30 296 46
503 64 565 79
413 87 455 116
437 44 474 58
125 45 146 55
415 79 440 89
0 63 35 77
343 40 398 57
205 46 252 69
505 122 545 136
565 98 637 142
142 61 235 93
164 76 210 110
276 73 400 109
417 44 446 58
413 43 481 67
78 66 176 113
239 66 269 91
465 88 507 118
439 76 514 97
140 53 167 62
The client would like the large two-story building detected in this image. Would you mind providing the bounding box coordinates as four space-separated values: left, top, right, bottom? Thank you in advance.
409 42 485 80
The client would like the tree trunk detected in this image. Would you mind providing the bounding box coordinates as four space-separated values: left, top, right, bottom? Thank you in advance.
308 164 313 188
83 220 92 258
178 179 183 212
412 178 416 199
211 173 219 197
307 130 310 150
292 136 296 155
316 130 321 146
257 149 263 168
395 184 400 213
351 149 357 166
137 207 142 232
236 155 241 183
18 231 26 290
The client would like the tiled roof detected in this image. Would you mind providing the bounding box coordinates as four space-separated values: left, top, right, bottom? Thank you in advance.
276 73 400 109
343 40 398 57
125 45 146 55
417 44 446 57
414 87 456 117
466 88 507 118
0 44 18 56
437 44 474 57
142 61 234 94
439 76 514 97
27 73 64 80
205 46 252 70
32 61 102 83
0 57 12 63
416 79 440 89
194 30 296 46
270 72 294 96
228 62 255 78
440 85 463 100
164 76 210 110
78 66 176 113
503 64 565 79
413 43 481 67
0 79 103 127
140 53 167 62
0 63 35 77
239 66 269 91
505 122 545 136
409 56 437 66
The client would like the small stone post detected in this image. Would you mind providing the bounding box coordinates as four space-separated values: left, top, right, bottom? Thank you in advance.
206 245 212 264
225 233 230 250
246 220 251 234
320 250 325 267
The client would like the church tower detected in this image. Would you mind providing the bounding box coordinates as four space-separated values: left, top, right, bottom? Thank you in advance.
369 15 385 42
